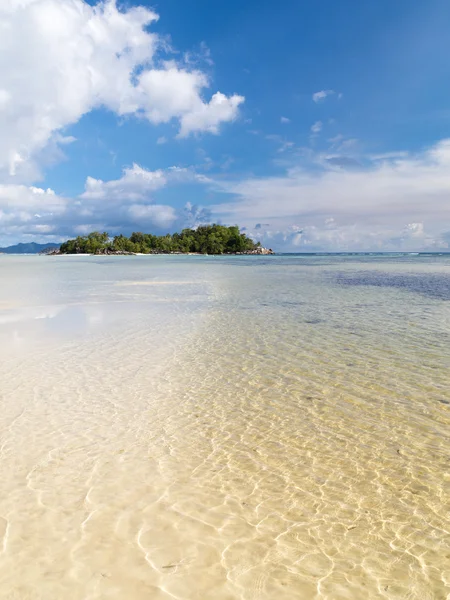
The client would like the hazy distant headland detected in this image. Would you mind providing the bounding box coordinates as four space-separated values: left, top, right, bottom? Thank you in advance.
0 242 60 254
50 225 274 256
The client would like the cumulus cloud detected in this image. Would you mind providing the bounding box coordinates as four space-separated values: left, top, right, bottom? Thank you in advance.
80 162 210 203
183 202 212 228
403 222 424 237
81 164 168 201
210 139 450 250
3 140 450 251
312 90 335 103
0 184 66 244
311 121 323 134
280 116 291 124
0 184 63 217
127 204 176 228
238 221 443 253
177 92 244 137
0 0 244 180
0 163 212 245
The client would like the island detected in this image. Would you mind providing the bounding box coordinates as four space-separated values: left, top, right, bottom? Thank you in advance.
0 242 61 254
49 226 274 256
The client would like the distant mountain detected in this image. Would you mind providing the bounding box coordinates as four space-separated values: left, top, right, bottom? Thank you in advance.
0 242 60 254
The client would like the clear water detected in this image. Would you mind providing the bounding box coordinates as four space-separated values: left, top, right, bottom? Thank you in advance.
0 254 449 600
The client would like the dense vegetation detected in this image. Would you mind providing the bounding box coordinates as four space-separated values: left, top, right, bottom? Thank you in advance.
59 225 262 255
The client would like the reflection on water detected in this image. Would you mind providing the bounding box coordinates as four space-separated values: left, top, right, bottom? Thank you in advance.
0 255 449 599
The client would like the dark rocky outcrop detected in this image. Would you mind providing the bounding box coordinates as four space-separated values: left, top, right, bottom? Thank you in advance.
237 247 274 255
39 247 61 255
94 248 136 255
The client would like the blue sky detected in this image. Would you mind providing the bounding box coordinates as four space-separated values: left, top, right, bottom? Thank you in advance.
1 0 450 250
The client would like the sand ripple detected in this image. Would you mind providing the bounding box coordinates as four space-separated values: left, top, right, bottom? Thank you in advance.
0 255 449 599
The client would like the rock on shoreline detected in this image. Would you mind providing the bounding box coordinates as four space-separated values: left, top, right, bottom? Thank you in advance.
42 247 274 256
237 247 274 255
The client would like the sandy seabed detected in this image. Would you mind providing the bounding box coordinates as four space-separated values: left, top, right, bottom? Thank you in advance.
0 254 449 599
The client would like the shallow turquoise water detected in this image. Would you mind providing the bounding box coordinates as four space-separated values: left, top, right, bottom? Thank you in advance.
0 254 449 599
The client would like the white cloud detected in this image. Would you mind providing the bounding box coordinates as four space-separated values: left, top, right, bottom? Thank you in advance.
280 117 291 124
81 163 211 202
328 134 344 148
339 138 358 150
235 220 444 253
403 222 424 237
177 92 244 138
183 202 211 228
311 121 323 134
81 164 168 201
184 41 214 67
312 90 335 103
0 184 63 214
370 151 409 161
210 139 450 250
266 134 295 153
0 183 66 244
3 135 450 251
0 0 244 180
127 204 176 228
0 163 210 245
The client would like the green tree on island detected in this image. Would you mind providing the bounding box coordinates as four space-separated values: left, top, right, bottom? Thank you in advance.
59 225 269 255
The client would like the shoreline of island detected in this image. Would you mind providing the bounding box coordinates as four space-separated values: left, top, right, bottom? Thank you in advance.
44 248 275 256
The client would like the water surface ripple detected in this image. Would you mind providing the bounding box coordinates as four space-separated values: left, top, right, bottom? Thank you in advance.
0 255 449 600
